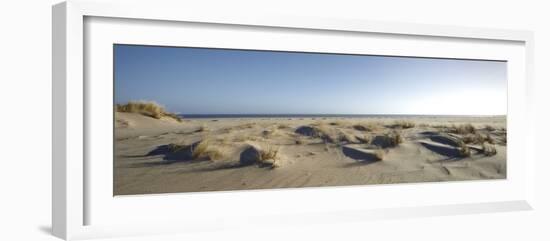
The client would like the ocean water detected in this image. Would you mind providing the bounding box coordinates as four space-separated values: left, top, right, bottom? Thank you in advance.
178 114 504 119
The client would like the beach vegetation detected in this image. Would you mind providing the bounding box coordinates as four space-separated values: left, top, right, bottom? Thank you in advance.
388 131 403 147
461 133 494 145
116 101 182 122
356 135 371 144
391 120 416 129
191 140 210 159
458 141 471 157
256 144 280 168
374 149 385 161
485 125 496 131
448 124 476 135
482 142 497 156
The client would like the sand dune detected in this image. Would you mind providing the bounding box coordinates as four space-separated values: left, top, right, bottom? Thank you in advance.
114 113 506 195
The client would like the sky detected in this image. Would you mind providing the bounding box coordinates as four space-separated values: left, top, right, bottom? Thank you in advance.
114 44 507 115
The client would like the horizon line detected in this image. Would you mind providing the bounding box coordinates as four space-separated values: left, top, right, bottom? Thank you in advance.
175 113 507 117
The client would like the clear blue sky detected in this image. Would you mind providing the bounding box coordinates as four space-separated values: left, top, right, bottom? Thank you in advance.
114 44 507 115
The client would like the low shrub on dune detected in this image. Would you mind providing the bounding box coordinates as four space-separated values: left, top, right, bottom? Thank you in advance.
448 124 476 135
116 101 182 122
391 120 415 129
168 139 225 161
255 144 280 168
461 133 494 145
457 141 471 157
257 144 279 162
295 125 335 143
191 140 210 159
372 131 403 148
338 131 358 144
482 142 497 156
355 135 371 144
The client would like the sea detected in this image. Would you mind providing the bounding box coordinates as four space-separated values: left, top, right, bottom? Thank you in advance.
178 114 504 119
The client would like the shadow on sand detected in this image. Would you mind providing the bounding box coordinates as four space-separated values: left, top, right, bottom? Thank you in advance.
420 142 463 161
126 142 206 168
341 146 381 167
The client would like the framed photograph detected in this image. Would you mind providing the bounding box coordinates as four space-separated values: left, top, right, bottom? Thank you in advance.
53 0 535 240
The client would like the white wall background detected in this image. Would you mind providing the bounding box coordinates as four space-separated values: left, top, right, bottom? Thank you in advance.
0 0 548 240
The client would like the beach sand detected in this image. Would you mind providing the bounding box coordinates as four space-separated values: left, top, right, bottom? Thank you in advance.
114 112 506 195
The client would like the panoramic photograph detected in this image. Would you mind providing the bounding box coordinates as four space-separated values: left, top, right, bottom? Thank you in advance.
113 44 507 195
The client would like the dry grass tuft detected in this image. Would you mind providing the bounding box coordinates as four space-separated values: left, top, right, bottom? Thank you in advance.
485 134 495 144
204 149 225 160
352 124 370 131
482 142 497 156
262 129 277 137
462 133 485 145
391 120 416 129
338 131 358 144
372 131 403 148
353 122 378 131
374 149 385 161
236 123 255 129
458 141 471 157
258 145 278 161
295 125 335 143
167 143 186 152
462 133 494 145
485 125 496 131
388 131 403 147
195 125 207 132
356 135 371 144
256 144 280 168
277 124 290 129
234 135 257 142
448 124 476 135
191 140 209 159
216 136 230 145
116 101 182 122
167 139 225 161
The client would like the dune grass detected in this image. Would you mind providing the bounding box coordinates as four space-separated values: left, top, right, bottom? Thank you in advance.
353 122 378 131
356 135 371 144
295 125 335 143
485 125 496 131
168 139 226 161
258 145 279 161
195 125 207 132
277 124 290 129
391 120 415 129
461 133 494 145
448 124 476 135
191 140 210 159
256 144 280 168
352 124 370 131
167 143 186 153
116 101 182 122
457 141 471 157
482 142 497 156
203 149 225 160
338 131 358 144
374 149 385 161
387 131 403 147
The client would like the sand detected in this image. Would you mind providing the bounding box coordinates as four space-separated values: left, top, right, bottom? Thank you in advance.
114 112 506 195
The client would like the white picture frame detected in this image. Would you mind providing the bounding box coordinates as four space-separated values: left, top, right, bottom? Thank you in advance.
52 0 535 240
